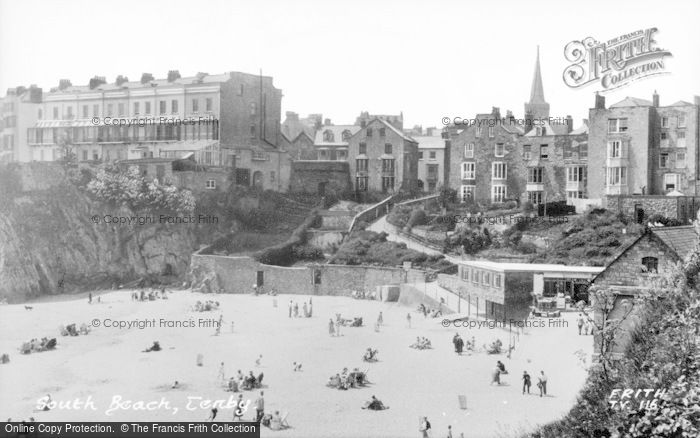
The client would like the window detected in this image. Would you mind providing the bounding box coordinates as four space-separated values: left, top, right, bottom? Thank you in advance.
93 104 99 117
145 102 151 114
608 141 621 158
607 167 627 185
356 158 368 172
488 126 495 138
495 143 504 157
382 159 395 173
38 109 42 119
418 151 424 160
461 267 469 281
366 128 373 138
250 102 257 116
429 151 436 159
528 167 543 183
475 127 482 138
527 191 543 204
82 150 87 161
319 150 328 159
676 152 686 168
678 114 686 128
341 130 352 141
608 118 629 133
171 100 178 113
359 143 367 154
464 143 474 158
133 102 140 115
642 256 658 273
567 166 586 182
270 171 276 182
192 99 199 112
381 176 395 192
677 131 686 148
539 145 548 160
250 124 257 137
118 103 125 116
494 274 501 288
523 145 531 160
483 271 491 285
384 143 392 154
205 179 216 189
660 152 669 168
492 162 507 179
238 84 244 96
338 150 347 160
664 173 680 191
661 132 669 147
460 185 475 202
356 176 368 191
107 104 114 117
567 190 585 200
206 98 213 112
159 101 166 114
53 107 59 119
323 130 335 142
82 105 88 118
461 162 475 179
661 117 668 128
492 185 507 202
472 270 480 284
379 128 386 137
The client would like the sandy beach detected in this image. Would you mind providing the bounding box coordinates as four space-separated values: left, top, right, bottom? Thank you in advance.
0 290 591 438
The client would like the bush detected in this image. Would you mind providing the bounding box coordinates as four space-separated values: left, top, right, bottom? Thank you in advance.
292 244 325 261
647 214 684 227
406 208 428 230
516 241 537 254
522 201 534 213
386 205 412 228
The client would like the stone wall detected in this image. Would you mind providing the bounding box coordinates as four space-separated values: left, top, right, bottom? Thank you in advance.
399 284 454 314
605 195 700 223
289 161 351 194
173 170 231 193
306 230 346 251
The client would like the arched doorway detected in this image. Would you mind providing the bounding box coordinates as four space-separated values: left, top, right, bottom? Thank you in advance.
252 171 264 190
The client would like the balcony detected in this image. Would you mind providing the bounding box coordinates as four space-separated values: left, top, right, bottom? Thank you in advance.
605 185 628 195
526 183 544 192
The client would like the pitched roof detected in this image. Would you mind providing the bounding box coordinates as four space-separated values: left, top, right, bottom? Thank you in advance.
529 46 546 105
651 226 698 260
414 135 445 149
373 118 417 143
669 100 694 107
570 123 589 135
314 125 361 146
610 97 653 108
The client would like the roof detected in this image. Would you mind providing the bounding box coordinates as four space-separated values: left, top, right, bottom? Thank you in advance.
610 97 653 108
669 100 694 107
314 125 361 146
459 260 604 274
370 118 417 143
651 226 698 260
523 120 569 137
414 135 445 149
529 46 546 105
570 123 589 135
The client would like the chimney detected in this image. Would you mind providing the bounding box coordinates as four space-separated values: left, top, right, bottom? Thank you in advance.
324 118 332 126
195 72 208 83
426 127 434 136
58 79 72 91
566 115 574 133
167 70 181 82
492 107 501 119
652 90 659 107
594 92 606 110
140 73 154 84
506 110 515 122
115 75 129 86
28 85 42 103
89 76 106 90
582 118 589 126
285 111 299 121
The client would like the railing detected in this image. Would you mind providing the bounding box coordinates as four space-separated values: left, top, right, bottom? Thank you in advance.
347 195 396 232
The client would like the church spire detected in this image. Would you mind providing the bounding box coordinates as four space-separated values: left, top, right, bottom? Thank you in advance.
529 45 546 104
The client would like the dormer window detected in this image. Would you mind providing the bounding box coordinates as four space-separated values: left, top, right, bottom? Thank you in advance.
323 130 335 142
341 130 352 141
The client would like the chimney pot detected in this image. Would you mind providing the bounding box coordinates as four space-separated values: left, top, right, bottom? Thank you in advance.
652 91 660 108
594 92 606 110
140 73 154 84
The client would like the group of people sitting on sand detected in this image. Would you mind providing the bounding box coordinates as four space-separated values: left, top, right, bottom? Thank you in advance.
19 337 57 354
227 370 264 392
485 339 503 354
363 348 379 362
410 337 433 350
142 341 161 352
131 288 168 302
417 303 443 318
59 323 90 337
350 290 376 300
327 367 368 390
335 314 363 327
261 410 290 430
193 300 220 312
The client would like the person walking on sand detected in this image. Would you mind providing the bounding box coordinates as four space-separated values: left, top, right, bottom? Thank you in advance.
255 355 262 367
419 416 431 438
207 407 218 421
335 318 342 336
407 313 412 328
577 313 584 335
253 391 265 422
447 425 453 438
538 371 547 397
232 394 244 422
293 302 299 318
288 300 293 318
522 371 531 394
218 362 226 382
329 318 335 336
491 365 501 385
230 321 234 333
377 311 383 326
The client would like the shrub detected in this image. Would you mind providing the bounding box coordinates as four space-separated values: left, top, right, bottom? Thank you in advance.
292 244 325 261
386 205 412 228
516 241 537 254
522 201 534 213
406 208 428 230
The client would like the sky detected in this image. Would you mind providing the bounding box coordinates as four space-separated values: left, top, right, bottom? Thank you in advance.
1 0 699 130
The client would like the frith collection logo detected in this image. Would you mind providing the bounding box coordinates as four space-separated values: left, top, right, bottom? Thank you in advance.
562 28 672 92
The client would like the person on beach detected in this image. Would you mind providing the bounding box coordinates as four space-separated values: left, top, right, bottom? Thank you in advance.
407 313 412 328
88 292 92 304
293 302 299 318
207 408 218 421
288 300 293 318
522 371 531 394
303 301 309 317
538 371 548 397
254 391 265 422
491 365 501 385
419 416 431 438
256 355 263 367
453 333 464 355
577 313 584 335
308 300 313 317
447 425 453 438
377 311 383 326
335 318 341 336
329 319 335 336
232 394 244 421
218 362 226 381
230 321 235 333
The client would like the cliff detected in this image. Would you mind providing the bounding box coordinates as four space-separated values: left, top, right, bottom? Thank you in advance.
0 163 196 302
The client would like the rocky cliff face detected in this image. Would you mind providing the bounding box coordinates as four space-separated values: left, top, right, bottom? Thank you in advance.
0 164 196 302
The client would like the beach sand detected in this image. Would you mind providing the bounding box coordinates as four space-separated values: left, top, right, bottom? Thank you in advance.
0 290 592 438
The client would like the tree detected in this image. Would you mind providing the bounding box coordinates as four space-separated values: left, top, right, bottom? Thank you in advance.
56 129 76 163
